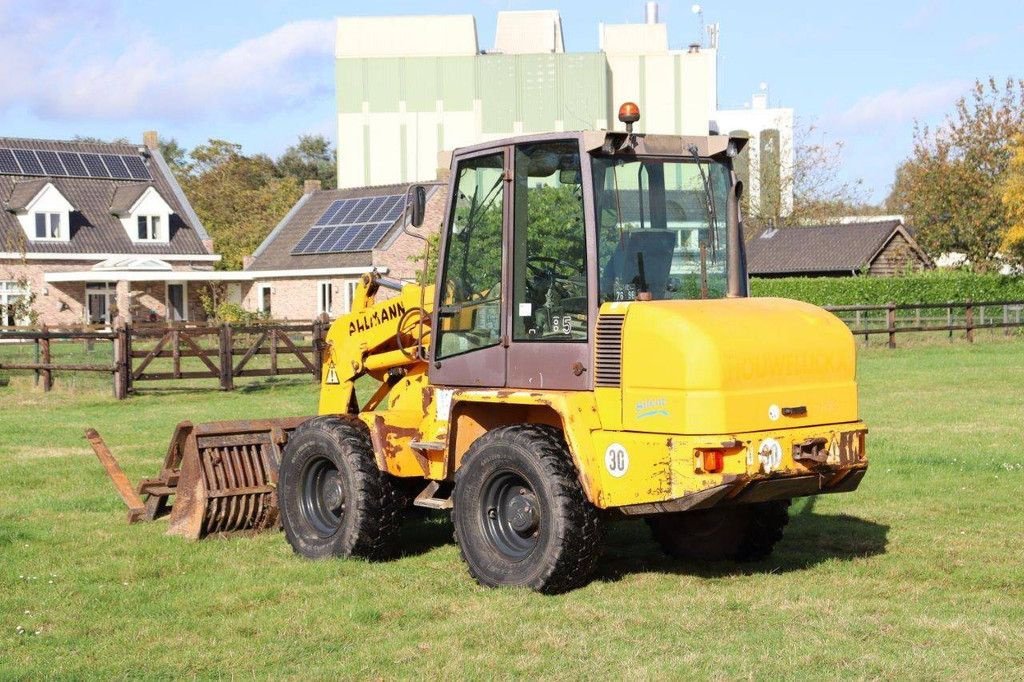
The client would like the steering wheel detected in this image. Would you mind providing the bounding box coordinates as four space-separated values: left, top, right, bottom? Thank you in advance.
525 256 581 292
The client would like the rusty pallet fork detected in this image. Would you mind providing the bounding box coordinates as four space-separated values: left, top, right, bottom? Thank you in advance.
86 417 309 539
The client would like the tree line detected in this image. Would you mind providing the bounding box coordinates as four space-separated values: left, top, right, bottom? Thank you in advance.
754 77 1024 273
161 135 336 270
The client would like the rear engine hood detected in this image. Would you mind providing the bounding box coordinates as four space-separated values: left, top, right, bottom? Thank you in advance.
620 297 858 434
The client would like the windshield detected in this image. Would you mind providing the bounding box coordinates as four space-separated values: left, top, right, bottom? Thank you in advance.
592 156 730 302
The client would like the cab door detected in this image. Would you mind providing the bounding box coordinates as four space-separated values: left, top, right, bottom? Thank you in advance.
505 139 594 390
430 148 509 388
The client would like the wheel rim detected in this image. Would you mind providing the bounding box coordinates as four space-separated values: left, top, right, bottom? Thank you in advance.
481 470 541 560
299 455 345 537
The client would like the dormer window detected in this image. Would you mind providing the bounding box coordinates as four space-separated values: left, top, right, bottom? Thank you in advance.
137 215 161 241
9 181 73 243
35 212 63 240
110 184 173 244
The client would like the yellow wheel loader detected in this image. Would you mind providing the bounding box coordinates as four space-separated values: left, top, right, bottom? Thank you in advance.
95 106 867 593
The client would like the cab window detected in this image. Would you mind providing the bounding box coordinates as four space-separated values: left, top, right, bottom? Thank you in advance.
436 152 505 360
511 142 587 342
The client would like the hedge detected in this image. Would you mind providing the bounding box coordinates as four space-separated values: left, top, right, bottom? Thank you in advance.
749 272 1024 306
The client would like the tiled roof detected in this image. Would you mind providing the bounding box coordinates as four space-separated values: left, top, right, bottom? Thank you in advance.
247 182 439 272
5 178 49 211
0 137 209 256
109 183 152 215
746 220 911 275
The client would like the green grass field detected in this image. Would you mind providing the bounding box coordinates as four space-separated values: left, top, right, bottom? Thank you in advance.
2 342 1023 678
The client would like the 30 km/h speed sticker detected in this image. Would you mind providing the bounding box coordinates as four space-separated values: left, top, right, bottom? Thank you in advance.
604 443 629 478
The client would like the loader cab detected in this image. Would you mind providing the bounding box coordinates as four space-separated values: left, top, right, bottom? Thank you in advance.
430 127 747 391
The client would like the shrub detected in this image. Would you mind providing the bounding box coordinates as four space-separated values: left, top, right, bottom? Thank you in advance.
749 271 1024 306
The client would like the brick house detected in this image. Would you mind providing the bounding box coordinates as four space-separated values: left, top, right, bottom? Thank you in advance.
0 133 222 326
240 180 446 319
746 218 933 278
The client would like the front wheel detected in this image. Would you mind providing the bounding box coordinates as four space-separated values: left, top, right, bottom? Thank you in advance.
278 416 403 560
453 425 603 593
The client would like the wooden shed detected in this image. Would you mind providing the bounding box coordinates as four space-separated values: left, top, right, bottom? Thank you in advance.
746 219 933 278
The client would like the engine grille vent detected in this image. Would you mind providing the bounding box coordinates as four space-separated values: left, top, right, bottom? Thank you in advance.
595 314 625 387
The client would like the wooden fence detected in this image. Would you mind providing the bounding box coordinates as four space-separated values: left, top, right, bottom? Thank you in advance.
2 302 1024 396
824 300 1024 348
0 316 330 399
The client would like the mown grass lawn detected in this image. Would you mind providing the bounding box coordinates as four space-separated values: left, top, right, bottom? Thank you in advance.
1 341 1023 678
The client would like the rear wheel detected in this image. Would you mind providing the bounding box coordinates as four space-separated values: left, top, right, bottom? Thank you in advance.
279 416 403 560
453 425 603 593
647 500 791 562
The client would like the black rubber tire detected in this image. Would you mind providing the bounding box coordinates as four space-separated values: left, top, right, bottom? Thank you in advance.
453 424 603 593
647 500 791 562
278 415 403 560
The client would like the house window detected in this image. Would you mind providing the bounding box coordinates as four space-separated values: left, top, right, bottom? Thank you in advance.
0 281 31 326
317 281 333 316
258 284 272 315
345 280 359 313
137 215 161 241
34 212 61 240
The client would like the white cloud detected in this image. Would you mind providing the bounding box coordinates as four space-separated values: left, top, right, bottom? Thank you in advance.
0 3 334 123
832 80 969 132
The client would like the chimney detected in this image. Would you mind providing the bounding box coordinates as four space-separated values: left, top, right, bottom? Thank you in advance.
645 2 659 24
688 43 700 54
143 130 158 150
304 179 322 194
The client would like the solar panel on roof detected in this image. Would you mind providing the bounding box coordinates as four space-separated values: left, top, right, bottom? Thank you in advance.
80 153 109 178
291 194 407 255
0 149 19 174
57 152 87 177
36 150 65 176
123 155 151 180
101 154 131 179
13 149 43 175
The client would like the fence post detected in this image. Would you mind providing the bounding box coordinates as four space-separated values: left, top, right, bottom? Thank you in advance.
40 324 53 391
947 303 953 341
886 302 896 349
1004 304 1010 337
171 327 181 378
965 300 974 343
113 316 128 400
219 323 234 391
34 333 40 387
125 322 134 396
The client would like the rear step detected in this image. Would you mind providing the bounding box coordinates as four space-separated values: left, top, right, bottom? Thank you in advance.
414 480 453 510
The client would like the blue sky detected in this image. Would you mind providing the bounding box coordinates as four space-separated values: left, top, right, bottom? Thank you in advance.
0 0 1020 201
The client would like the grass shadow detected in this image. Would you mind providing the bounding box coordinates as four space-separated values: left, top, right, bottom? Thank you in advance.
594 497 889 583
396 512 455 559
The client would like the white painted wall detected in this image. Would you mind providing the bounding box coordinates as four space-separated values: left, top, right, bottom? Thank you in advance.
118 187 173 244
17 184 74 242
336 15 478 58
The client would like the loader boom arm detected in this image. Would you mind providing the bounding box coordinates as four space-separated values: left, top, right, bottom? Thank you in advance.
318 272 433 414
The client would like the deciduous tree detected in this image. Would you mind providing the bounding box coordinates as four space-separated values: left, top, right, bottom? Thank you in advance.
275 134 337 189
181 140 302 270
1002 134 1024 265
886 78 1024 270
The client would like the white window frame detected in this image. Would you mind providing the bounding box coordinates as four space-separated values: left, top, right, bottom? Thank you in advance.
165 282 188 322
84 282 117 326
344 280 359 313
317 280 333 317
257 284 272 315
33 211 63 241
137 215 162 242
0 280 31 326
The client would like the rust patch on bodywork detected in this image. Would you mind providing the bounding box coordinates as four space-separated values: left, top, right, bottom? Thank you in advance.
793 429 867 471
